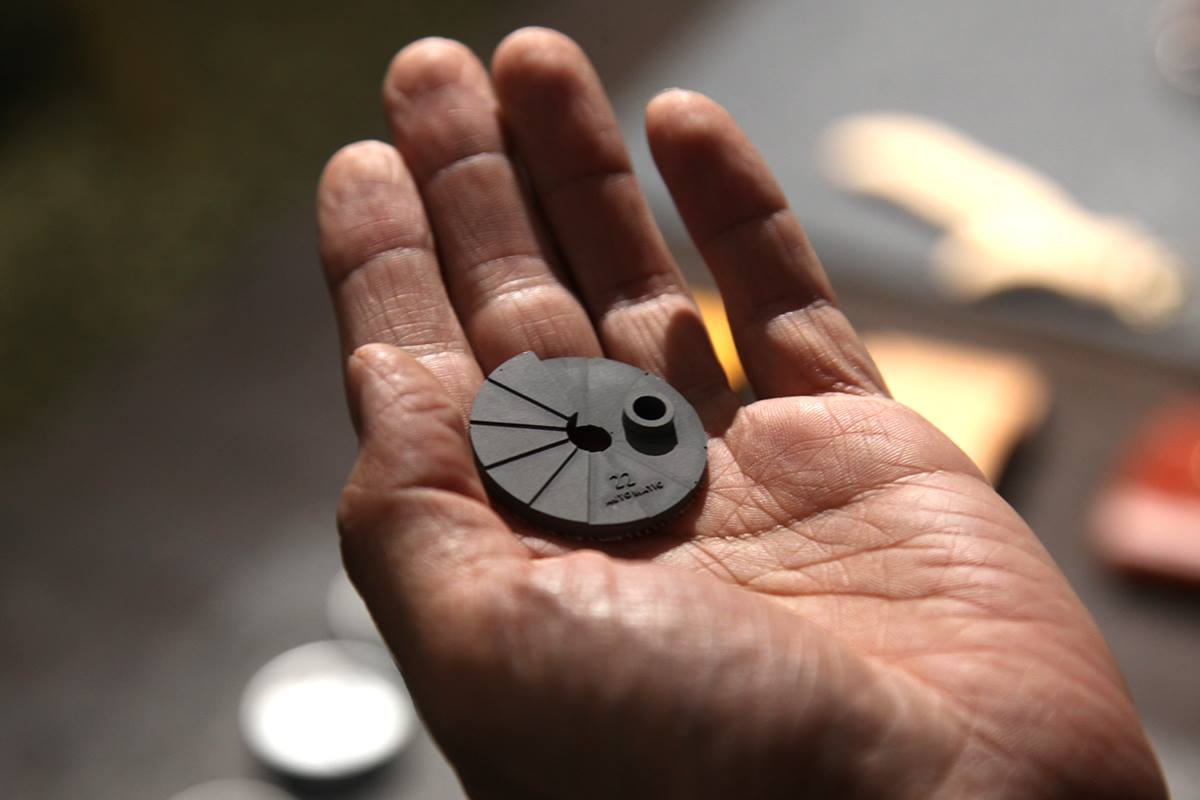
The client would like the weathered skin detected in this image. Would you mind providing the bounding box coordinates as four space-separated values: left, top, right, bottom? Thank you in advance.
315 28 1166 800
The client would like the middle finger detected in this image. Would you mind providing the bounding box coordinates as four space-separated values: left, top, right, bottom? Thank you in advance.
491 29 737 419
383 38 602 370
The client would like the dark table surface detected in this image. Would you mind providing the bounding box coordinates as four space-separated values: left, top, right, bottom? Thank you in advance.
4 1 1200 797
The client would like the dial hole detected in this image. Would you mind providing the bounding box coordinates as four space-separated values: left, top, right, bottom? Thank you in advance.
567 416 612 452
633 395 667 421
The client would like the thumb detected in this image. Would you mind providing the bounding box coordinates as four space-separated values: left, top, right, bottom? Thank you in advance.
337 343 529 654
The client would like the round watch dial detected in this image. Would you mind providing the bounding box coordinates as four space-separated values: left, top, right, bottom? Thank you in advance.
469 352 707 540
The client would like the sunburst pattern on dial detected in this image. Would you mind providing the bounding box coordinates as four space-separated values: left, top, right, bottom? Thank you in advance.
468 352 707 540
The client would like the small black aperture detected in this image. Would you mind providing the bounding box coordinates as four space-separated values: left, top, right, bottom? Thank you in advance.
633 395 667 421
623 392 677 455
567 414 612 452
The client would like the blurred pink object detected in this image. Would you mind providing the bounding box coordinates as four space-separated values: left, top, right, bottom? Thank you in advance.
1092 399 1200 584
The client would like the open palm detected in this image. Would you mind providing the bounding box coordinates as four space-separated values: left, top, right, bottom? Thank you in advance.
317 29 1164 799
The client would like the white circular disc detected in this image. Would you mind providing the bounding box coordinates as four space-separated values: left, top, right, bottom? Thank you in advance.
239 640 415 780
324 569 383 643
167 778 295 800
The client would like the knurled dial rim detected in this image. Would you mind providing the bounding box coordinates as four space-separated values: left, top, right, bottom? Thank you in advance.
468 352 708 540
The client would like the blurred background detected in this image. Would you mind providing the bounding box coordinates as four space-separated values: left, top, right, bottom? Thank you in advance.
3 0 1199 797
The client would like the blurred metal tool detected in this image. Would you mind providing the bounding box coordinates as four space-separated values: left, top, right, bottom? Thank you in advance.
822 113 1187 328
240 640 416 781
168 779 295 800
1155 1 1200 95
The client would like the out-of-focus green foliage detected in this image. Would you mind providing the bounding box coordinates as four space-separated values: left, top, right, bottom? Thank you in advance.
0 0 501 432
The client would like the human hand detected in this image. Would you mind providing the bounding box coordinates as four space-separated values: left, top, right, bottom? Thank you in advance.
316 29 1165 799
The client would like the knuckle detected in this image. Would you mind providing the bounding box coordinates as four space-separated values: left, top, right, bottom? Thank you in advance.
335 479 387 554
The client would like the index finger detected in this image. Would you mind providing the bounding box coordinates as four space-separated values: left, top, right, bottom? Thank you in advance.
317 140 483 414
